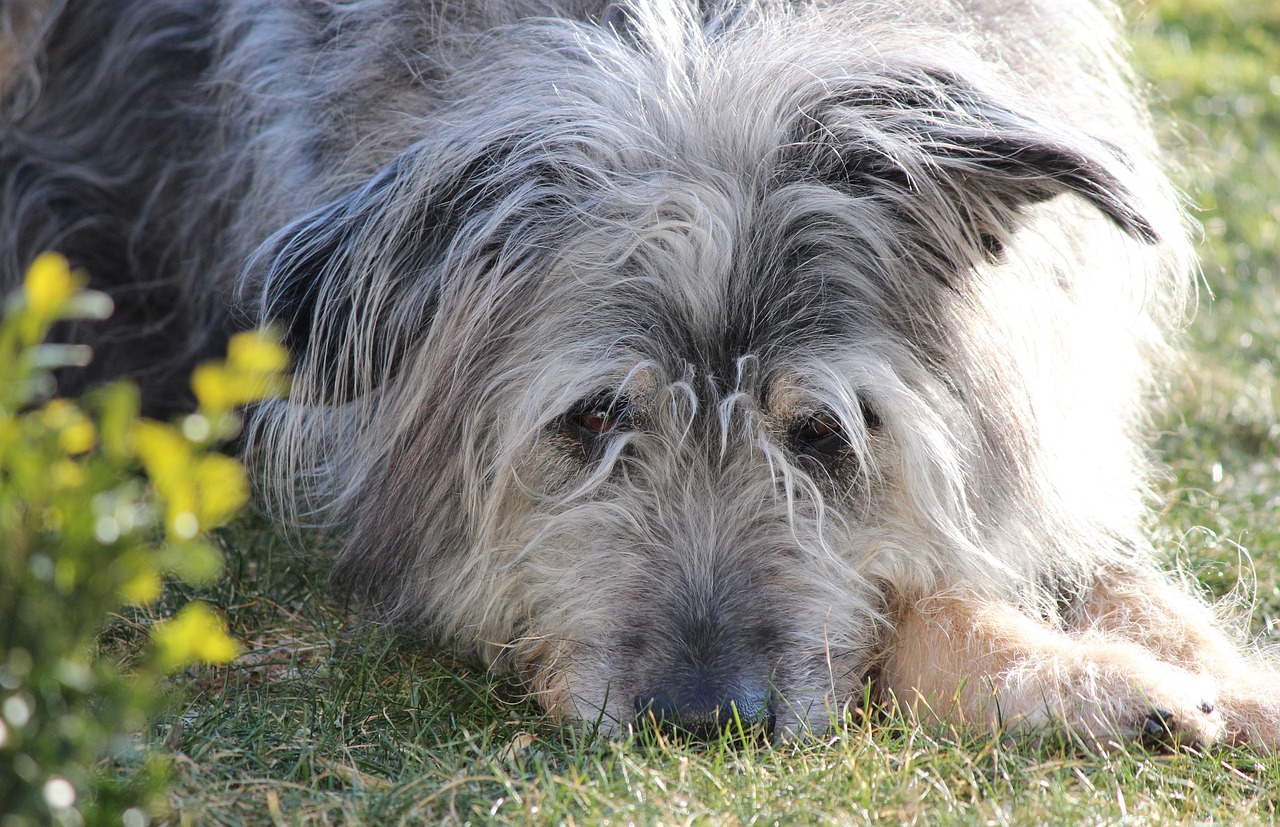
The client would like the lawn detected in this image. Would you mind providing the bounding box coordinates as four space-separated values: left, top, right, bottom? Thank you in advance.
121 0 1280 823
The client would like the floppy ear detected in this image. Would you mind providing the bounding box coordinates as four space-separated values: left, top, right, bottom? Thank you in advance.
790 65 1158 263
250 142 515 403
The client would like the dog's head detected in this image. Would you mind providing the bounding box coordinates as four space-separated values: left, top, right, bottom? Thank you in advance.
250 5 1172 736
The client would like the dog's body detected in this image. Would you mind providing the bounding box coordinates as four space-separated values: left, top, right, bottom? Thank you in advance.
4 0 1278 747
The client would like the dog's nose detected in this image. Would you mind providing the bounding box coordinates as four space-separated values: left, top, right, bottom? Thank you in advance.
634 684 775 740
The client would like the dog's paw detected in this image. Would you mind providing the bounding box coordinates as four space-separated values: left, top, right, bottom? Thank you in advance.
999 640 1224 750
1136 703 1220 751
1215 673 1280 753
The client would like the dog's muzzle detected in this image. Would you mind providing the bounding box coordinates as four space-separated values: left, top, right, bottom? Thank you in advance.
634 680 776 740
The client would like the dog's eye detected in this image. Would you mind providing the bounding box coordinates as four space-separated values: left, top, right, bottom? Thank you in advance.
791 402 879 458
570 395 632 437
793 410 847 455
578 406 617 434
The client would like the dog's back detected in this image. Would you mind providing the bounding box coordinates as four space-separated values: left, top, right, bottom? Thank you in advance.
1 0 233 411
1 0 1177 357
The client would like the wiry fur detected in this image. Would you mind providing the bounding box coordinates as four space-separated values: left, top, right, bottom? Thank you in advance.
4 0 1278 746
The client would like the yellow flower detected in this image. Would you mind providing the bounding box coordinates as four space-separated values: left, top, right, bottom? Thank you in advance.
132 420 199 536
132 419 251 535
41 400 97 455
23 252 82 319
59 420 96 455
190 363 236 412
193 453 249 529
227 329 290 374
120 567 163 606
132 420 192 489
42 399 76 425
191 329 290 413
50 459 86 490
152 601 240 671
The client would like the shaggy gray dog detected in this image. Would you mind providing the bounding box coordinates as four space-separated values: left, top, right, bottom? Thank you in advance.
4 0 1278 747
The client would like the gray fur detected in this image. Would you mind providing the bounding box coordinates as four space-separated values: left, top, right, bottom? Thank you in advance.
8 0 1261 740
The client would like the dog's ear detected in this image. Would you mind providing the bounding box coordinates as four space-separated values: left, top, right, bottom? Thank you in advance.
792 65 1159 261
251 144 511 403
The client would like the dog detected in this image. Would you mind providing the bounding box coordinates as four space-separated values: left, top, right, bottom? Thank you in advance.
4 0 1279 748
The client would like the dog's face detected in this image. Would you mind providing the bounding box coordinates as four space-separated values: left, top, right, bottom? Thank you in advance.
253 15 1160 737
449 226 914 734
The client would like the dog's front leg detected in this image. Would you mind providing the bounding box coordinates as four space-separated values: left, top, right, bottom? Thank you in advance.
878 591 1224 749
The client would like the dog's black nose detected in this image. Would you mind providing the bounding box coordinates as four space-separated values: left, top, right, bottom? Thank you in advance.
635 685 775 740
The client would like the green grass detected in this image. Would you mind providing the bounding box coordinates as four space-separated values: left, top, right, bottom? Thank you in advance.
1135 0 1280 616
130 1 1280 823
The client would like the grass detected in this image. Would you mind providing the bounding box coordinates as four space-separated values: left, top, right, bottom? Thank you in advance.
123 0 1280 823
1134 0 1280 618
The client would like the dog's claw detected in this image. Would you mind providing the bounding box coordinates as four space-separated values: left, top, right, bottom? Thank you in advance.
1140 708 1175 746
